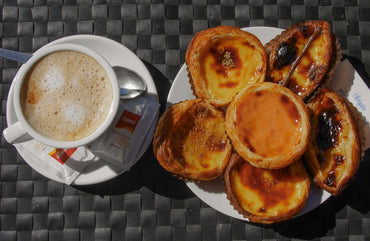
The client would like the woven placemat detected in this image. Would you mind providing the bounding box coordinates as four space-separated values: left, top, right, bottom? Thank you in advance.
1 1 370 241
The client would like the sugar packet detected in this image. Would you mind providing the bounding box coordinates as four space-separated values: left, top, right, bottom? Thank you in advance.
14 141 95 185
89 97 160 168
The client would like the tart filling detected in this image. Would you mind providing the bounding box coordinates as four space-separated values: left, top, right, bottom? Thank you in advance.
186 25 266 106
153 99 231 181
224 154 310 224
198 36 266 103
266 20 337 100
235 87 301 157
226 82 310 169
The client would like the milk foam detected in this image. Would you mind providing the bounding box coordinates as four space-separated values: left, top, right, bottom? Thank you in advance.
43 66 64 90
21 50 113 141
64 103 85 127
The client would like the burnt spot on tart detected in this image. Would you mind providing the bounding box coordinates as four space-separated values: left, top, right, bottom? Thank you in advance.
273 42 298 70
315 98 342 154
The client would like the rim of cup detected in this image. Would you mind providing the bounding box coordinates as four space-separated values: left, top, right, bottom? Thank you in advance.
12 43 120 149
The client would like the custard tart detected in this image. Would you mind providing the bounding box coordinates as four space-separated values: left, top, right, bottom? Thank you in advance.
224 153 310 224
186 25 267 107
225 82 310 169
153 99 232 181
303 89 360 196
265 20 341 100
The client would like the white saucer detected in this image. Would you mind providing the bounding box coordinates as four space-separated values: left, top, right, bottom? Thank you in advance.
6 35 159 185
168 27 331 221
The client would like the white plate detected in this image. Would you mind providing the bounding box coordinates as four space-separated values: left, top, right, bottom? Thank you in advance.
6 35 158 185
168 27 331 221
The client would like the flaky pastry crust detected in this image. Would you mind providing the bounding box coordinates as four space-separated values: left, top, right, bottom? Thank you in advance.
303 89 360 196
186 25 267 107
153 99 232 181
224 153 310 224
265 20 341 100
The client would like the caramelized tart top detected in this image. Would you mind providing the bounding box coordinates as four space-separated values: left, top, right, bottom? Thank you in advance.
266 20 335 100
224 153 310 224
186 25 267 106
226 82 310 169
153 99 231 181
234 86 302 157
303 88 360 196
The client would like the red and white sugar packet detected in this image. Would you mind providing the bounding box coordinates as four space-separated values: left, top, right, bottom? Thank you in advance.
89 97 160 169
12 97 159 185
15 142 95 185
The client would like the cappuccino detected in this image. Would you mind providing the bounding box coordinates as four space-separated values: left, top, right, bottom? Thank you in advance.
20 50 113 142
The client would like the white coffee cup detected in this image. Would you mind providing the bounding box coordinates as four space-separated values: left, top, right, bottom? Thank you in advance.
3 43 120 148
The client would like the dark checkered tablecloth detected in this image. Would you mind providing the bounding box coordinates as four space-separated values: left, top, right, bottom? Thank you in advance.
1 1 370 241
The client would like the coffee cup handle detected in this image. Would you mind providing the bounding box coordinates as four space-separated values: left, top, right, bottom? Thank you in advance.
3 121 28 144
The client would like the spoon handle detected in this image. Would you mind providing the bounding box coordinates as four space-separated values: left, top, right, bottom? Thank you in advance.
0 48 32 63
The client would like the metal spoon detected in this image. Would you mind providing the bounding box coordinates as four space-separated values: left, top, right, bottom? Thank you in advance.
0 48 147 99
113 66 147 99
